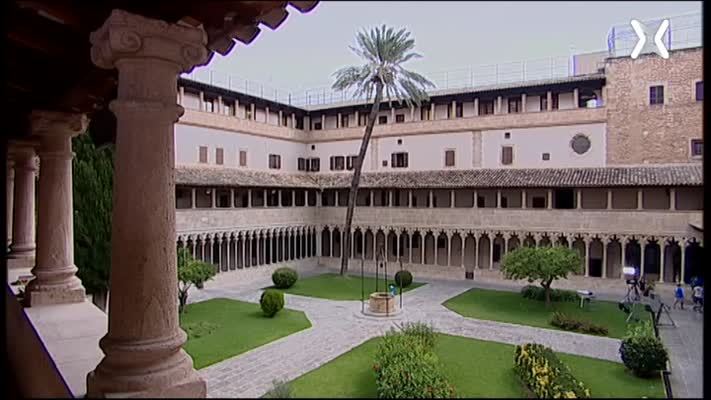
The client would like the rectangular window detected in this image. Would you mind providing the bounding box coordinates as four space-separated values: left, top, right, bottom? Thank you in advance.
199 146 208 163
479 100 494 115
378 115 388 124
501 146 513 165
395 114 405 123
215 148 224 165
542 152 550 161
391 152 408 168
269 154 281 170
532 196 546 209
456 103 463 118
314 121 323 130
649 85 664 105
341 115 349 128
551 93 559 110
297 157 306 171
330 156 345 171
310 157 321 172
445 150 455 167
508 97 521 113
346 155 358 170
540 95 548 111
691 139 703 157
695 81 703 101
239 150 247 167
420 106 431 121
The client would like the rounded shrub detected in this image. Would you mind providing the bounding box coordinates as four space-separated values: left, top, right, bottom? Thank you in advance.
619 335 668 377
272 267 298 289
260 289 285 317
394 270 413 288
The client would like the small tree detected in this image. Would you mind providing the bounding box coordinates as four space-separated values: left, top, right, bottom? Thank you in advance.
501 246 581 307
177 248 217 313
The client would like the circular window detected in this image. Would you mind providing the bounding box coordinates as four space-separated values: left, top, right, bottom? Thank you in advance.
571 134 591 155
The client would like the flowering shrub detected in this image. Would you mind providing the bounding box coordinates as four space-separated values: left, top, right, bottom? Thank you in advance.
373 327 455 398
514 343 591 398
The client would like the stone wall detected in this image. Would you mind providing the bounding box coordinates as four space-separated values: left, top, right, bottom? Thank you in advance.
605 47 703 164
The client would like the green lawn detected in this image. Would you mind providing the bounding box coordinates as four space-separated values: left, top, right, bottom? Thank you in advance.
290 333 664 398
269 273 425 301
444 288 632 338
180 298 311 369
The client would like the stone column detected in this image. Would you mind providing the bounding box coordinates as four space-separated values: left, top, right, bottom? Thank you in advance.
601 238 608 279
430 103 435 120
607 190 613 210
573 88 579 108
428 190 433 208
190 188 196 208
86 10 209 397
245 233 251 268
473 190 478 208
521 93 527 112
496 96 502 114
547 189 553 209
576 189 582 209
420 233 425 264
410 107 415 121
251 104 256 121
7 141 38 264
433 233 438 266
640 238 646 277
408 234 413 263
408 190 413 208
369 190 374 207
450 190 455 208
291 113 296 128
395 232 400 261
263 189 268 208
216 236 222 271
210 188 216 208
521 190 527 209
669 189 676 211
272 232 277 263
246 189 251 208
6 158 14 249
200 238 206 262
446 233 452 266
388 190 393 207
658 240 666 283
473 98 479 116
25 112 88 306
637 190 644 210
583 238 591 277
620 237 627 278
496 190 501 208
450 101 456 118
546 91 552 111
461 234 467 268
278 190 283 207
680 240 687 283
489 235 494 270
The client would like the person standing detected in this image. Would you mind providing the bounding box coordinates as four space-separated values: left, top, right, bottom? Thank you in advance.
673 283 685 310
692 284 704 313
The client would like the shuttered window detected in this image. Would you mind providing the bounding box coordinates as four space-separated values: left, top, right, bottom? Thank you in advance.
391 152 408 168
199 146 208 163
445 150 455 167
269 154 281 169
215 148 224 165
501 146 513 165
239 150 247 167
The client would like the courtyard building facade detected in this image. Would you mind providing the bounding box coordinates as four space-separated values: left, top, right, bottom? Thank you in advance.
173 46 704 286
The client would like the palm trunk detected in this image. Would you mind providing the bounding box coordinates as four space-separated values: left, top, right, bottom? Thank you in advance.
341 81 384 275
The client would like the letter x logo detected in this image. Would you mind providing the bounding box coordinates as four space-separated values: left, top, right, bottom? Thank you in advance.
630 19 670 59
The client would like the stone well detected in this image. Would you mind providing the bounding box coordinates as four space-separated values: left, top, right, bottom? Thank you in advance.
368 292 397 315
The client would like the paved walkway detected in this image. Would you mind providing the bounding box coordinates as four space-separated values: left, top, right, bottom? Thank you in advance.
189 274 628 398
658 308 704 398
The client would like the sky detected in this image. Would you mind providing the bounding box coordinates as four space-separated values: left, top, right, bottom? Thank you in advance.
185 1 701 96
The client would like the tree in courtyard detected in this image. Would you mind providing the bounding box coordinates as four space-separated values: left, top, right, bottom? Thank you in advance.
501 246 581 307
331 25 434 275
177 248 217 313
73 133 113 311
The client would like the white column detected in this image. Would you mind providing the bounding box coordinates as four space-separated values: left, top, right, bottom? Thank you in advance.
429 190 433 208
473 98 479 116
450 190 455 208
447 234 452 266
521 190 527 209
86 10 209 397
395 232 400 261
474 235 480 269
473 190 478 208
573 88 579 108
640 239 646 277
546 91 552 111
433 233 438 265
607 189 613 210
602 239 608 279
620 238 627 278
669 188 676 211
408 190 413 208
25 112 88 306
7 142 38 263
430 103 435 119
496 96 502 114
216 237 222 271
547 189 553 209
584 239 591 277
680 241 687 283
521 93 527 112
408 234 413 263
637 190 644 210
496 190 502 208
420 233 425 264
659 240 666 283
461 235 467 268
576 189 582 209
489 235 494 270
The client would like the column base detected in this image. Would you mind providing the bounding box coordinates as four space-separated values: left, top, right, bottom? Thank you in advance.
86 350 206 398
25 285 86 307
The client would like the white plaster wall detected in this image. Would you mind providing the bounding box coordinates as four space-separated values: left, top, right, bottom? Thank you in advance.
175 124 307 171
308 139 374 172
255 108 266 123
481 123 606 168
267 110 279 125
375 132 474 171
183 93 200 110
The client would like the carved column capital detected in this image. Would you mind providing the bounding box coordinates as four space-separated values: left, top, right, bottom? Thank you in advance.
30 111 89 139
90 9 209 74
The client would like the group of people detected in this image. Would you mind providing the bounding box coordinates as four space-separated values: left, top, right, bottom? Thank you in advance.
673 277 704 312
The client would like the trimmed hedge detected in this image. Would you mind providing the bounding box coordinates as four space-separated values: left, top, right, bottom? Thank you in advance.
521 285 578 302
550 312 609 336
514 343 591 398
394 270 413 288
619 321 668 377
272 267 299 289
260 289 285 317
373 325 455 398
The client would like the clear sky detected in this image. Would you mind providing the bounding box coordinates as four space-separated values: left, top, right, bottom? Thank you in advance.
186 1 701 94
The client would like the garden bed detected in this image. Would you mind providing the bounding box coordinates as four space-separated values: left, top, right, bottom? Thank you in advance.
268 273 424 301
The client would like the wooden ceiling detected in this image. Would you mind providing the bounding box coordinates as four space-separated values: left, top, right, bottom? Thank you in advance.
4 1 319 146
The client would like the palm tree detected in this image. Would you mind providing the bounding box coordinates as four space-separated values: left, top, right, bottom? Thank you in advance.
332 25 434 276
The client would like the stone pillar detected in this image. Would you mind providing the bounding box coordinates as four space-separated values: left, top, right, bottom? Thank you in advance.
321 114 325 128
637 190 643 210
620 238 627 278
272 232 277 263
215 236 222 271
489 235 494 270
521 93 527 112
583 238 591 277
461 234 467 268
388 190 393 207
573 88 579 108
433 233 438 265
263 189 268 207
217 96 223 114
607 190 613 210
430 103 435 120
6 158 14 249
547 189 553 209
576 189 582 209
669 188 676 211
25 112 88 306
86 10 209 397
546 91 552 111
408 234 413 263
369 190 374 207
210 188 216 208
496 96 502 114
410 107 414 121
601 238 608 279
200 238 206 262
420 234 425 264
473 98 479 116
446 233 452 266
355 111 360 126
190 188 196 208
474 234 480 269
680 240 687 283
428 190 433 208
395 232 400 261
450 190 455 208
658 240 666 283
335 190 340 207
640 239 646 277
408 190 413 208
473 190 478 208
336 113 341 128
496 190 501 208
521 190 527 209
390 108 395 122
7 141 38 264
250 104 256 120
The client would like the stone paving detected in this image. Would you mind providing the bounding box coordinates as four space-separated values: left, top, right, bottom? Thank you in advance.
189 272 636 398
658 308 704 398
